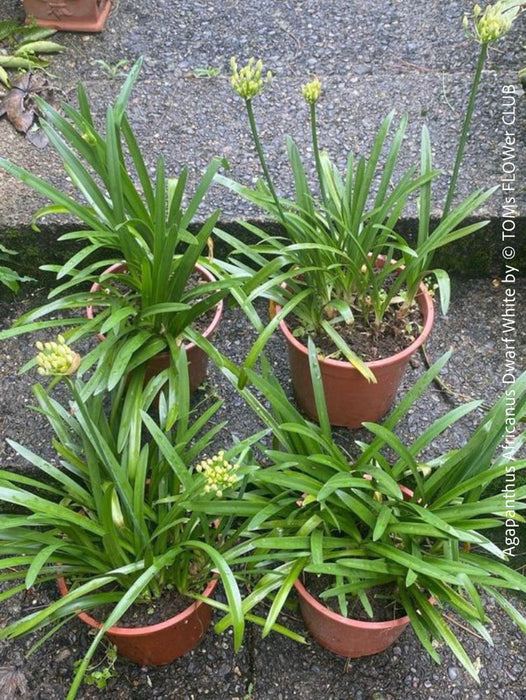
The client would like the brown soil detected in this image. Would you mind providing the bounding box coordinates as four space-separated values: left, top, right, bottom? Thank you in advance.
303 573 406 622
286 303 423 363
90 586 197 628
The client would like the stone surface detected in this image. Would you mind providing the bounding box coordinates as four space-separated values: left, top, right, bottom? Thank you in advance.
0 0 525 241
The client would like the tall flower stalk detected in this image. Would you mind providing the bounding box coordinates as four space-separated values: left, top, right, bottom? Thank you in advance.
444 1 521 216
302 77 336 237
230 57 284 220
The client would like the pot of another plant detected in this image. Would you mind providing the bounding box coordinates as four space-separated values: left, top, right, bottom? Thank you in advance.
222 74 491 428
23 0 112 32
232 354 526 681
87 262 224 392
0 312 249 695
278 281 434 428
57 577 218 665
294 481 416 658
294 577 410 658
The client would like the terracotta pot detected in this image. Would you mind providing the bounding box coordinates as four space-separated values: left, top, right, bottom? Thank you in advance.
294 483 433 657
57 577 218 665
87 262 223 392
278 283 434 428
294 577 411 658
23 0 111 32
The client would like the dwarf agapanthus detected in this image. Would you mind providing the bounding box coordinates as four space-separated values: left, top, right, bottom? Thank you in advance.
35 335 81 376
463 2 517 44
195 450 239 497
230 57 272 100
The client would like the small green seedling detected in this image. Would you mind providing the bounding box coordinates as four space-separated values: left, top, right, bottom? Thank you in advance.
92 58 130 79
73 644 117 690
192 66 221 78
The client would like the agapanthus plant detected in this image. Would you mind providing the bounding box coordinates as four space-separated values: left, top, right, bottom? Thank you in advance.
0 340 261 697
210 345 526 682
0 58 234 393
217 58 493 379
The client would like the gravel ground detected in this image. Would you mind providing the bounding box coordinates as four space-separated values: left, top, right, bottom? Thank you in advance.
0 0 525 235
0 276 525 699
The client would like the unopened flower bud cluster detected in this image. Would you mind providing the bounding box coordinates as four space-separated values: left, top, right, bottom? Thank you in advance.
302 77 322 105
35 335 81 376
81 129 97 146
195 450 238 498
111 490 125 528
230 57 272 100
463 2 514 44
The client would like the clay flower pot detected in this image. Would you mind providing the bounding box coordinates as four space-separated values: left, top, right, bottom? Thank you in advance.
57 577 218 665
294 482 430 657
278 282 434 428
23 0 112 32
294 577 411 658
87 262 224 392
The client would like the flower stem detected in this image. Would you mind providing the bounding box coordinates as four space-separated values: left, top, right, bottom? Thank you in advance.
245 99 285 222
443 43 487 218
310 103 335 237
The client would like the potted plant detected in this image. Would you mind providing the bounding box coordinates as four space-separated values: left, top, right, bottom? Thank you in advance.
22 0 112 33
0 338 258 698
211 346 526 680
0 58 232 395
215 49 507 427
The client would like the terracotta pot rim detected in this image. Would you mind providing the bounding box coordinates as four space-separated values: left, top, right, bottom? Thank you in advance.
86 261 224 351
278 281 434 371
295 481 436 634
56 577 218 638
294 578 410 630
